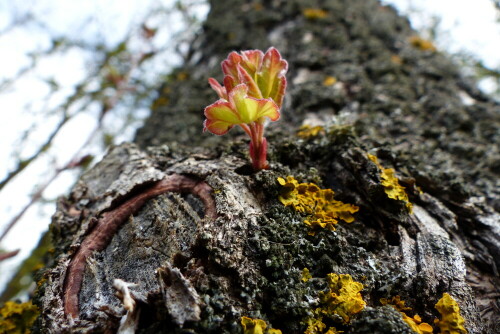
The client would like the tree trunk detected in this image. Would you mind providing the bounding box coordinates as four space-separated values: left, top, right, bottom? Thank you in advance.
35 0 499 333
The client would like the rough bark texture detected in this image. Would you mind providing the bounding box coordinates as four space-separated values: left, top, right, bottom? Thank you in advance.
36 0 499 333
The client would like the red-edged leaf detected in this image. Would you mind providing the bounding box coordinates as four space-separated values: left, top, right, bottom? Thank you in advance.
257 47 288 106
228 84 280 124
203 100 241 135
237 65 262 99
223 75 237 94
254 98 280 122
208 78 227 100
240 49 264 76
221 51 242 78
203 119 235 135
273 76 287 108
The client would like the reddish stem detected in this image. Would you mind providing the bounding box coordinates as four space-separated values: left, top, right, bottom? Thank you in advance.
239 123 252 138
63 174 216 319
248 122 269 170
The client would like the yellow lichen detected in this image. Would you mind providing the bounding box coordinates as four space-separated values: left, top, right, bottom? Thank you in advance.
304 316 343 334
241 317 267 334
297 125 325 139
241 317 282 334
380 296 433 334
0 301 39 334
268 329 283 334
367 154 413 213
302 268 313 282
305 274 363 334
409 36 437 52
278 176 359 235
323 76 337 86
319 274 366 324
434 293 467 334
380 295 411 312
304 316 327 334
303 8 328 19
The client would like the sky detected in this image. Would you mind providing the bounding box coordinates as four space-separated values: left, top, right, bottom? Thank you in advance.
382 0 500 93
0 0 499 297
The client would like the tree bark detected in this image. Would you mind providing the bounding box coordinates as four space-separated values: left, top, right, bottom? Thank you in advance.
35 0 499 333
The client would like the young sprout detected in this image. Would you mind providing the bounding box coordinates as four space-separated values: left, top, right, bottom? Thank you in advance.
203 47 288 171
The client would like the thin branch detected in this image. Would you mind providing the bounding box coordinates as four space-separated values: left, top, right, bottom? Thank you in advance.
0 115 68 192
0 249 20 262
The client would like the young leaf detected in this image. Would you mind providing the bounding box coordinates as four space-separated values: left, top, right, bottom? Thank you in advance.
208 78 227 100
203 84 279 135
257 47 288 107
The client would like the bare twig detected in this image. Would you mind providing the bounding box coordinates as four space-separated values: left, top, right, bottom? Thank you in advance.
0 249 20 262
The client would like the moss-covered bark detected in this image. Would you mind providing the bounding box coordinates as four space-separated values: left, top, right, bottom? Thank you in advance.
35 0 499 333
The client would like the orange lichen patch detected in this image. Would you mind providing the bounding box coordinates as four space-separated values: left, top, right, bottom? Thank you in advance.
302 268 313 282
241 317 283 334
303 8 329 19
380 296 433 334
434 293 467 334
278 176 359 235
297 125 325 139
409 36 437 52
323 76 337 86
0 301 39 334
367 154 413 213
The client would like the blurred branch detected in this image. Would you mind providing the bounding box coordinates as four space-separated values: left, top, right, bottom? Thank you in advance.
0 115 68 192
0 249 20 262
473 60 500 80
0 164 61 244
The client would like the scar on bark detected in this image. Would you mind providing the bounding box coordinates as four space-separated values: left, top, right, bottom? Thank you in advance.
63 173 217 319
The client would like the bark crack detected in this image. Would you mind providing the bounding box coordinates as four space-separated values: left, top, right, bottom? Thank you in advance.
62 173 216 318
